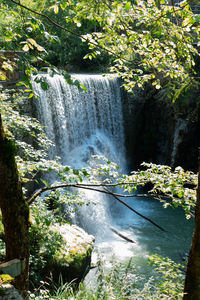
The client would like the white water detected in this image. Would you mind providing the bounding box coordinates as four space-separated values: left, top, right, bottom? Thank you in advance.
171 118 187 167
32 73 127 240
33 74 125 166
33 74 193 279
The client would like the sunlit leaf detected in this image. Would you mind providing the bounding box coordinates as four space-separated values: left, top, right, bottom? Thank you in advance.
23 44 29 52
49 4 59 14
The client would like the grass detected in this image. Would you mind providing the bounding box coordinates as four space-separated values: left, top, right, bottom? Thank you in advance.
29 254 184 300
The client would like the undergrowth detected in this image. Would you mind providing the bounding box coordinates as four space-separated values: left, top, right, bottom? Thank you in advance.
29 254 184 299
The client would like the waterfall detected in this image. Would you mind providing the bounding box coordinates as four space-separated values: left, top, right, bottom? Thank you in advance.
33 74 125 166
171 118 187 167
32 73 126 239
32 73 193 270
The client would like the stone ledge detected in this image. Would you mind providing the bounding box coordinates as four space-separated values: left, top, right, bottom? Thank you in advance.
0 259 25 277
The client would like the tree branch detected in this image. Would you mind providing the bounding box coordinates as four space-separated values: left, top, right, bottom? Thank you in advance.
27 180 153 205
27 182 166 232
109 226 135 243
103 186 166 232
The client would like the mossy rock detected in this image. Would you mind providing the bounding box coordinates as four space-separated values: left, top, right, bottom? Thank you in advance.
45 224 94 284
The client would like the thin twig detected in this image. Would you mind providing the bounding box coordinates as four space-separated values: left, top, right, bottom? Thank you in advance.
27 181 144 204
103 187 166 232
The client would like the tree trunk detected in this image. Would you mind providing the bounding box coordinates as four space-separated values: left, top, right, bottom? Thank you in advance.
184 148 200 299
0 113 29 298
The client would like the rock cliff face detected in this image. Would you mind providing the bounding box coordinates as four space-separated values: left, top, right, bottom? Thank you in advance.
122 85 200 172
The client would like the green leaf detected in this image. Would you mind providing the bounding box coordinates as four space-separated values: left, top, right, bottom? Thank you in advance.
80 84 87 92
41 179 50 187
73 169 79 175
28 93 34 99
124 2 131 11
64 166 70 172
41 81 49 91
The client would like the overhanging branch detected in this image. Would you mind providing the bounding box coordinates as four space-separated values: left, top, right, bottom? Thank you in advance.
27 181 150 205
27 182 166 232
103 186 166 232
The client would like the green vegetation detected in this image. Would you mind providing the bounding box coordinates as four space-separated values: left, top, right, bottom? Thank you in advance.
0 0 200 298
1 0 200 95
28 255 184 299
0 274 14 285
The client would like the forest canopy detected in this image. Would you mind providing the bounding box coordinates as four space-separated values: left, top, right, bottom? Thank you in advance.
0 0 200 96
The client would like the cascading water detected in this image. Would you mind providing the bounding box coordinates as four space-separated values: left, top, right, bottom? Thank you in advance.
32 74 126 240
171 118 188 167
33 73 193 281
33 74 125 166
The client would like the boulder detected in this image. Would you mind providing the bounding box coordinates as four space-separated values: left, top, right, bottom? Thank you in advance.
0 284 23 300
46 224 95 284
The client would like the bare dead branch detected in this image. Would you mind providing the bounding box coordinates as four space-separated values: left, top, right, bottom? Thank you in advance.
109 226 135 243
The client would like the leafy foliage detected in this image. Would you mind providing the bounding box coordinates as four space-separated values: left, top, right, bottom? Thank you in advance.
65 156 197 219
148 254 184 298
77 0 200 94
25 153 197 220
0 2 87 90
0 0 110 77
125 162 197 218
0 89 57 186
2 0 199 95
29 200 65 288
